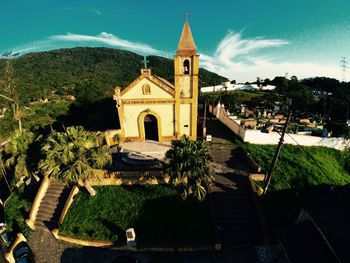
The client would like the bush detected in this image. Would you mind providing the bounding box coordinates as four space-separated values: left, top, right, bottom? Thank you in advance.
4 184 37 241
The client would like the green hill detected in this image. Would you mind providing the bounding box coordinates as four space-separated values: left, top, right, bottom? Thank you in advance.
0 47 227 104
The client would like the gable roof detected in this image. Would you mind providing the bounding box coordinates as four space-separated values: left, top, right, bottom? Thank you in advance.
120 73 175 97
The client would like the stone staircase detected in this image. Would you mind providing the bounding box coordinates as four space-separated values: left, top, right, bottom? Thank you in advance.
34 180 70 231
210 172 265 251
209 143 266 252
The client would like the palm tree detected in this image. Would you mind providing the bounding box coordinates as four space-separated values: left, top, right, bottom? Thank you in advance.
165 136 214 201
39 126 111 196
3 130 36 185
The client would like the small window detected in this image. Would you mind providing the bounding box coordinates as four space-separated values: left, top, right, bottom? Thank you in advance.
180 89 184 98
142 84 151 95
183 60 190 74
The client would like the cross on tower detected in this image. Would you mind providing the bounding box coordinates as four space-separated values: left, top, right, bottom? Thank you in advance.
184 11 190 21
142 56 149 69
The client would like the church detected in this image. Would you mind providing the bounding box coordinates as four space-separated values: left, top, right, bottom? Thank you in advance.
113 18 199 142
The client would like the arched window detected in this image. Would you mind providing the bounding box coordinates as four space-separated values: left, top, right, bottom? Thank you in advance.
183 60 190 74
142 84 151 95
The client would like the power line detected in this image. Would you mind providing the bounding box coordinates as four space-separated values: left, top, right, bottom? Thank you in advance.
285 132 330 180
340 57 348 82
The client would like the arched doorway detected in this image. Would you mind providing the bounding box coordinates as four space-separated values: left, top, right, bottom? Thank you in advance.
144 114 158 141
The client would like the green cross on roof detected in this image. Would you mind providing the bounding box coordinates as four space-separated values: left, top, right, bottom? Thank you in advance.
142 56 149 69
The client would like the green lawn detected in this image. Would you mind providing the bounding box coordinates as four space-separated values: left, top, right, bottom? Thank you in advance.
60 185 214 247
242 143 350 192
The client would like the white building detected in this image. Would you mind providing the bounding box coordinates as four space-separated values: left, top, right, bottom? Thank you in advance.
200 83 276 93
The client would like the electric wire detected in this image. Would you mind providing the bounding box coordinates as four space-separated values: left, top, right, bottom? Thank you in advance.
285 131 330 180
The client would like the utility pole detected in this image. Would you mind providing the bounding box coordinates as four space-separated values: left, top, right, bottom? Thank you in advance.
341 57 348 82
263 110 292 194
202 100 207 137
211 85 216 115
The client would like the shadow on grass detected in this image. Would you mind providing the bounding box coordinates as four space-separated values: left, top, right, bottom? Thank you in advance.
98 218 126 245
134 196 214 248
224 147 259 173
261 183 338 228
53 98 120 132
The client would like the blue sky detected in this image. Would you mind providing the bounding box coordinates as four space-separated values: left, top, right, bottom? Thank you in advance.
1 0 350 82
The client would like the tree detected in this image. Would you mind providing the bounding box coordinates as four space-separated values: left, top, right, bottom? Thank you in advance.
0 149 12 193
39 126 111 196
0 60 22 132
165 136 214 201
3 130 36 185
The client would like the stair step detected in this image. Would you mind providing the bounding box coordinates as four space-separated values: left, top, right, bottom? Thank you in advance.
46 187 64 193
49 180 65 186
45 188 64 195
36 209 56 221
39 201 58 209
36 215 52 223
42 193 62 202
37 206 57 215
39 199 60 208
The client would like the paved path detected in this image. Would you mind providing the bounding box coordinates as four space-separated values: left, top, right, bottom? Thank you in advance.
28 230 70 263
206 116 265 259
119 140 171 160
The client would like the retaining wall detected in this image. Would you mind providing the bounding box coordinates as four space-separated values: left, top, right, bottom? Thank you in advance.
52 229 112 247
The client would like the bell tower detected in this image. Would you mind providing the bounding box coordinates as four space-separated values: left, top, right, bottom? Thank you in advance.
174 16 199 140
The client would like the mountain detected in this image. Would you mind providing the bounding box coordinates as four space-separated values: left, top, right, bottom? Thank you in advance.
0 47 227 105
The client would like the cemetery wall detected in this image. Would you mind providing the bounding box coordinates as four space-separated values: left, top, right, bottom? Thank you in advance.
209 104 246 140
211 104 349 150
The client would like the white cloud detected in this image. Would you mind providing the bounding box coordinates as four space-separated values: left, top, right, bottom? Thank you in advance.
200 31 342 82
8 30 343 82
215 31 288 63
90 9 102 16
51 32 161 54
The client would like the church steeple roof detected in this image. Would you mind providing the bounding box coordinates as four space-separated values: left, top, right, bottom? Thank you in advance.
176 19 197 56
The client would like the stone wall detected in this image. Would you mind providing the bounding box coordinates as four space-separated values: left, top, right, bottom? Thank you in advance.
210 104 246 140
211 104 349 150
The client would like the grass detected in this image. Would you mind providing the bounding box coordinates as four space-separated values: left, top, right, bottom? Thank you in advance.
60 185 214 247
4 183 39 242
242 143 350 192
242 143 350 227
